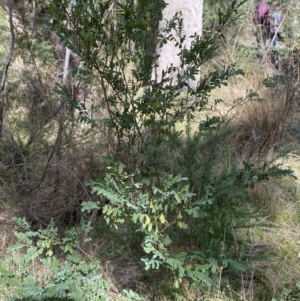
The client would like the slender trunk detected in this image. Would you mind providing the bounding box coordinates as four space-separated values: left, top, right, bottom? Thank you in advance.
31 0 36 38
55 3 72 187
56 44 71 163
154 0 203 89
0 0 15 138
60 46 71 114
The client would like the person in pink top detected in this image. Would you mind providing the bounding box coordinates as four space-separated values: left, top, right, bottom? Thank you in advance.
253 1 271 48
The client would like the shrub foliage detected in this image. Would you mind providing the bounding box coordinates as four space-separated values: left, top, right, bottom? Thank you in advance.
0 0 297 300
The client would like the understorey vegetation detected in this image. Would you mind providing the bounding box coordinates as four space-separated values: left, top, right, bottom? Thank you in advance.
0 0 300 300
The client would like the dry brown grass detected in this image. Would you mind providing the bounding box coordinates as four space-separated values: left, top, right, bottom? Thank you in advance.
212 176 300 301
209 69 299 159
245 176 300 299
0 210 18 257
196 46 300 299
228 87 287 157
210 35 300 160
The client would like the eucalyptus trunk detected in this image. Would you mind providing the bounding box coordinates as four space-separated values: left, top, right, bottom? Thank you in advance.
155 0 203 89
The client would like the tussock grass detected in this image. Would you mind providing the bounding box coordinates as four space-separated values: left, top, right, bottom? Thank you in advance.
246 174 300 300
195 43 300 299
228 87 288 157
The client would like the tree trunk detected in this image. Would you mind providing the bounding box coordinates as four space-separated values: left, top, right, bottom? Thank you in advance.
54 44 71 189
31 0 37 38
155 0 203 89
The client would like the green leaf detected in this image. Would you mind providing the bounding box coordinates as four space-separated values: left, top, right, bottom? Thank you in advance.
174 192 181 203
159 213 166 224
46 249 53 257
107 207 114 216
144 215 151 226
132 213 140 223
7 243 25 252
102 205 108 214
67 254 81 264
211 263 219 274
81 201 100 212
263 75 279 88
139 214 145 223
177 222 188 229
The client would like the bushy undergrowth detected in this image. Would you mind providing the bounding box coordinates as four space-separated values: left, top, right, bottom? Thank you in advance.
85 136 294 298
1 0 300 300
0 217 143 301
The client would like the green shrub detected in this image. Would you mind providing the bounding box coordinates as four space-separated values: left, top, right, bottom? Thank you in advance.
0 217 142 301
85 159 293 295
272 282 300 301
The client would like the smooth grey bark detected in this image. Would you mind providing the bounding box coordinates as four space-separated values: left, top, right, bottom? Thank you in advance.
155 0 203 89
31 0 36 38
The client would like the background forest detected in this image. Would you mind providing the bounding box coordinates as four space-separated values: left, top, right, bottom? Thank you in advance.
1 0 300 300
